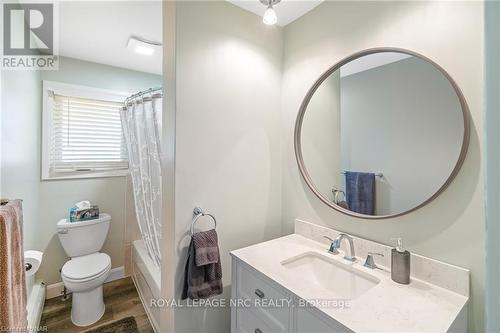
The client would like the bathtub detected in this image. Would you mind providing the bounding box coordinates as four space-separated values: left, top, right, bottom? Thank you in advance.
131 240 161 332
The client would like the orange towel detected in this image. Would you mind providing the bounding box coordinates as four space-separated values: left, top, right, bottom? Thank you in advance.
0 200 27 332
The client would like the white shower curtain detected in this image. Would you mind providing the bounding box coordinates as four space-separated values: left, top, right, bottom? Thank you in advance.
120 94 162 267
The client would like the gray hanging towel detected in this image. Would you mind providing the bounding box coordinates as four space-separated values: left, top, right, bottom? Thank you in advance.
193 229 219 266
182 230 222 300
345 171 375 215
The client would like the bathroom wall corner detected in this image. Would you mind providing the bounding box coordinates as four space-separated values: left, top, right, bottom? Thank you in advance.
169 1 284 332
484 1 500 331
160 1 176 332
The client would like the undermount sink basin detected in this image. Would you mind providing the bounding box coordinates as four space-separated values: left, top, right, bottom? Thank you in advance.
281 251 380 300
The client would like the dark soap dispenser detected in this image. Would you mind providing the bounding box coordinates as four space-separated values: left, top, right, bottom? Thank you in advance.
391 238 410 284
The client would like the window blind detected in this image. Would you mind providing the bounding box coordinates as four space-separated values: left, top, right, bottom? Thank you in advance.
49 92 128 174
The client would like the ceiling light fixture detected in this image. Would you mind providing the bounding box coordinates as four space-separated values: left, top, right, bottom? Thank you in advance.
127 36 161 56
260 0 280 26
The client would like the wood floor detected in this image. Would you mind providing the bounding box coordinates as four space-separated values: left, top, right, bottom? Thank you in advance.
40 277 154 333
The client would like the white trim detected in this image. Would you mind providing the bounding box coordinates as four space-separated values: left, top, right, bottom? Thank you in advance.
45 266 126 299
27 281 46 331
45 281 65 300
43 80 131 103
44 169 130 181
106 265 125 283
41 80 131 181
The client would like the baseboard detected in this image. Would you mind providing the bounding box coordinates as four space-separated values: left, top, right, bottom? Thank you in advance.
27 281 46 330
45 281 65 300
107 266 125 282
45 266 126 299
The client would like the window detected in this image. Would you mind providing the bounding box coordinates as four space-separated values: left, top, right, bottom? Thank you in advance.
42 81 130 180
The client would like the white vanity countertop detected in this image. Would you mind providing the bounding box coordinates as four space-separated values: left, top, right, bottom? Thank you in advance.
230 234 469 333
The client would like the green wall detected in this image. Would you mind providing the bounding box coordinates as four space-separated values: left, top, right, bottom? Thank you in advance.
1 56 161 285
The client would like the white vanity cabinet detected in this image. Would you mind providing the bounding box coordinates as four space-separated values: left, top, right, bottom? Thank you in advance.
294 307 351 333
231 257 352 333
230 232 469 333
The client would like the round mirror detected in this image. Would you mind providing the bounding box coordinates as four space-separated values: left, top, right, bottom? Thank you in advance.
295 48 470 219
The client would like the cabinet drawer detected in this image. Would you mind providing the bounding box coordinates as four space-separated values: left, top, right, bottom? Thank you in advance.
236 308 276 333
295 307 351 333
236 264 290 332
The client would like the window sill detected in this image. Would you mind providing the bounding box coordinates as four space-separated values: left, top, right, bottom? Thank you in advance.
42 169 130 181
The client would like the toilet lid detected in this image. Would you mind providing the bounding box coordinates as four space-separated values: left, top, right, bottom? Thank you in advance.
62 253 111 280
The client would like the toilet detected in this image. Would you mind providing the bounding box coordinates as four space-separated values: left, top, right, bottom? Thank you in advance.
57 213 112 326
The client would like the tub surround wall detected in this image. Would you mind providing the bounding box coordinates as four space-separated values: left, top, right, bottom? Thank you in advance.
124 177 141 276
280 2 485 331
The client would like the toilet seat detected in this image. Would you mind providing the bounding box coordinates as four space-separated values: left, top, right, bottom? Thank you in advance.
62 253 111 282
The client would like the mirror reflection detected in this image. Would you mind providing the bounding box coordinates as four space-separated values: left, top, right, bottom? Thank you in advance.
300 51 466 217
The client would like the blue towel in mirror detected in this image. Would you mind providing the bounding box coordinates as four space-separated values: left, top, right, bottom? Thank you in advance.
345 171 375 215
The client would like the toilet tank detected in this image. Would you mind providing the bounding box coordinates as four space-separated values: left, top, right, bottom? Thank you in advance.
57 213 111 257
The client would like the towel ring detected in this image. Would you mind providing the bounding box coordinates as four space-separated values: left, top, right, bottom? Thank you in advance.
190 207 217 236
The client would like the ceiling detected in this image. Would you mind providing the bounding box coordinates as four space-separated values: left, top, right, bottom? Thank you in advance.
59 1 162 75
341 53 412 77
228 0 323 26
58 1 322 75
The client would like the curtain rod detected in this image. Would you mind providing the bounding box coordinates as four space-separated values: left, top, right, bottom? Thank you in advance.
125 87 162 104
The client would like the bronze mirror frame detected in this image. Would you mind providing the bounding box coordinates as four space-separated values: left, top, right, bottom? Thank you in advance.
294 47 471 219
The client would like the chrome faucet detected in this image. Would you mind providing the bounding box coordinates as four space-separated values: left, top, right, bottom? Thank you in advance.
323 236 340 254
364 252 384 269
324 233 356 262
